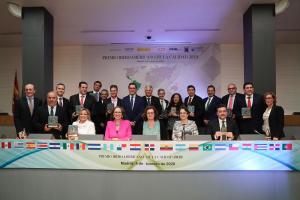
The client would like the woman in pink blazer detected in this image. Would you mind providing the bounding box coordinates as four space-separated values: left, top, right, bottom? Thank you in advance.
104 106 132 140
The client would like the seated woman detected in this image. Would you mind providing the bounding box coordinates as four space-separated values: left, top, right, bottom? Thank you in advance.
104 106 132 141
172 106 198 140
262 92 285 140
166 93 183 140
138 106 166 140
72 108 95 135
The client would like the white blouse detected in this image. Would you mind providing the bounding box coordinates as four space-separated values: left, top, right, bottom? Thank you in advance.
262 108 272 136
72 120 96 135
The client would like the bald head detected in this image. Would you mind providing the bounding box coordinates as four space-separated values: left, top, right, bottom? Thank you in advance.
227 83 237 95
47 91 58 107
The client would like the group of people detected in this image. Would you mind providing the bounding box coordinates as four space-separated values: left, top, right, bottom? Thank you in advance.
13 80 285 141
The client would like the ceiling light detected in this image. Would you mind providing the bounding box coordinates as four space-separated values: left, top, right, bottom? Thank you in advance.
7 2 22 18
275 0 289 15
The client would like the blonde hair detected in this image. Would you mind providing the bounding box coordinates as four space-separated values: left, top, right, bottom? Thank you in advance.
79 108 91 120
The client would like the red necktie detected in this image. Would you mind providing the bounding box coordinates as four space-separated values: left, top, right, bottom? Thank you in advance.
247 97 251 108
188 97 192 105
80 95 84 106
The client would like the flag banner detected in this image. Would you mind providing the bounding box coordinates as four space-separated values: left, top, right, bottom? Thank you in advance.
0 140 299 171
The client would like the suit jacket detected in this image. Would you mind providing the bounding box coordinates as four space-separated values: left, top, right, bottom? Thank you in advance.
238 93 266 134
267 105 285 139
92 99 109 134
104 120 132 140
221 93 244 118
184 95 205 128
13 97 42 134
107 97 123 107
203 95 222 121
87 91 101 102
207 117 239 140
122 95 146 123
33 105 68 139
69 93 96 119
57 97 71 124
142 96 162 115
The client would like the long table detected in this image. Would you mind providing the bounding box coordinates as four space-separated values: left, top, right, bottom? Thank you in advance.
1 139 299 171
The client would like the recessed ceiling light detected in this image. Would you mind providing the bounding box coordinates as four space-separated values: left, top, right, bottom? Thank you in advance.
7 2 22 18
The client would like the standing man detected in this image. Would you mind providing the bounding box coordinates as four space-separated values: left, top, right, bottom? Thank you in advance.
157 88 169 140
221 83 243 119
122 82 146 135
88 81 102 102
13 83 42 137
184 85 205 132
33 91 68 139
69 81 96 121
93 89 110 135
203 85 222 125
55 83 70 123
238 82 266 134
142 85 162 115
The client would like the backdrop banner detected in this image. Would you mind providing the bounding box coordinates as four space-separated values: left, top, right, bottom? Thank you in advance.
0 140 298 171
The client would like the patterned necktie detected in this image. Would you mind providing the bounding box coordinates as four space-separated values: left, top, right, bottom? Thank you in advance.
247 96 251 108
147 97 151 105
130 95 134 110
28 97 33 115
188 97 192 105
59 97 63 107
205 97 211 111
228 95 233 110
80 95 84 106
50 106 54 116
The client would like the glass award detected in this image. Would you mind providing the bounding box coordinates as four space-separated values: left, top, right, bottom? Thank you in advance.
106 103 114 113
227 109 233 118
187 105 195 113
220 126 227 140
89 93 98 101
75 105 82 115
48 116 58 128
242 107 251 119
67 125 79 140
171 107 177 114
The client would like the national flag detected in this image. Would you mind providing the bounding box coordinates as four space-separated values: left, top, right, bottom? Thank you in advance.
1 142 12 149
14 142 24 149
75 143 86 150
241 143 252 150
202 144 212 151
49 143 61 149
229 143 239 151
87 143 101 150
130 143 141 151
62 143 75 150
175 144 186 151
282 144 292 150
102 143 115 151
117 144 127 151
188 144 199 151
254 144 268 150
160 144 173 151
144 144 155 151
26 142 36 149
214 143 228 151
12 70 20 113
269 143 281 150
37 142 48 149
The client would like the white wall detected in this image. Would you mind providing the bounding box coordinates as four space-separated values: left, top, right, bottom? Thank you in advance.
0 44 299 115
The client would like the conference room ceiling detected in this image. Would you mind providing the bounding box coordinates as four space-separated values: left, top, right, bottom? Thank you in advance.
0 0 299 46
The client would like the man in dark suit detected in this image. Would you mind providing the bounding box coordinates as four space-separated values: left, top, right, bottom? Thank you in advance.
87 81 102 102
184 85 205 132
238 82 266 134
207 104 239 140
157 88 169 140
33 91 68 139
122 82 146 135
221 83 244 119
13 83 42 137
56 83 71 124
203 85 222 125
142 85 162 115
69 81 96 122
93 89 110 135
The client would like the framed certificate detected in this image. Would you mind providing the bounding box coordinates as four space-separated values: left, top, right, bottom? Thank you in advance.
171 107 177 114
68 125 78 136
242 107 251 119
75 105 82 115
48 116 58 128
106 103 114 113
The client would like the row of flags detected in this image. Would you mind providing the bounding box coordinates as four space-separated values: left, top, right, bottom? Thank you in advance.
1 141 293 151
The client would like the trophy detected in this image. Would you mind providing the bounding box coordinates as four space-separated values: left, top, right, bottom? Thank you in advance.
106 103 114 114
187 105 195 113
75 105 82 115
67 125 79 140
170 107 177 114
227 109 233 118
242 107 251 119
48 116 59 128
220 126 228 141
